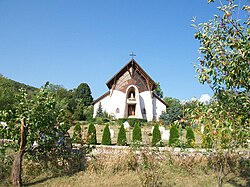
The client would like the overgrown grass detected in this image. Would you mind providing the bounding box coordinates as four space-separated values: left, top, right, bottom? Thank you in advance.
2 148 247 187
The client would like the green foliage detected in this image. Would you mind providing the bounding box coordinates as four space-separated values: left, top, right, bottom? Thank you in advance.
117 124 127 146
95 102 104 118
74 83 93 106
0 75 37 111
193 1 250 93
153 82 163 99
132 123 142 143
169 125 179 147
87 123 97 145
185 126 195 148
117 118 147 127
160 97 182 126
101 124 111 145
72 123 82 144
152 124 161 146
192 0 250 151
0 86 69 156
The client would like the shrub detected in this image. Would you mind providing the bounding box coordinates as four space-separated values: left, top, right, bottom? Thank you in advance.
117 118 147 127
132 123 142 143
186 126 195 148
87 123 97 145
169 125 179 147
72 123 82 144
101 124 111 145
152 124 161 146
117 124 127 146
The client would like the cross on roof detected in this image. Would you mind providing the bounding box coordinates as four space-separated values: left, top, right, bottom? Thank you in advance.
129 52 136 59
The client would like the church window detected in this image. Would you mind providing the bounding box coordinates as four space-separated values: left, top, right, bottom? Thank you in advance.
116 108 120 113
142 108 146 114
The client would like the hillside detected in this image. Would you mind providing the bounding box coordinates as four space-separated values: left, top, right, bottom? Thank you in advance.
0 74 38 111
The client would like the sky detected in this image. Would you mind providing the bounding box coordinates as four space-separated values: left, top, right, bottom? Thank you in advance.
0 0 223 100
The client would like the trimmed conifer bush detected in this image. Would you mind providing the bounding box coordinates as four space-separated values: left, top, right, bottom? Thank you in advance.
169 125 179 147
87 123 97 145
72 123 82 144
117 124 127 146
132 123 142 143
152 124 161 146
101 124 111 145
186 126 195 148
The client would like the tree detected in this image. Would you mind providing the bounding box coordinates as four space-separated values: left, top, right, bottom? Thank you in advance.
117 124 127 146
192 1 250 185
153 82 163 98
185 126 195 148
132 123 142 143
0 87 68 186
192 0 249 148
74 83 93 106
101 124 111 145
87 123 97 145
72 123 82 144
169 125 179 147
152 124 161 146
160 97 182 125
95 102 104 118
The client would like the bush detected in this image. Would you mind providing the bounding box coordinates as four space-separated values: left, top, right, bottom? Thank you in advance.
132 123 142 143
169 125 179 147
117 124 127 146
87 123 97 145
117 118 147 127
72 123 82 144
186 126 195 148
152 124 161 146
101 124 111 145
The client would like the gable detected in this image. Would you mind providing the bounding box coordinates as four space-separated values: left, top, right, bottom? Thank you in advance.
106 59 156 93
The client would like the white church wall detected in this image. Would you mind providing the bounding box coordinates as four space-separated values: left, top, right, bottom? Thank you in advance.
110 90 126 119
93 95 111 118
140 91 153 121
153 97 167 121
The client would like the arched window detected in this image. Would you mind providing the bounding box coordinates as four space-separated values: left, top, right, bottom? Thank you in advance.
116 108 120 113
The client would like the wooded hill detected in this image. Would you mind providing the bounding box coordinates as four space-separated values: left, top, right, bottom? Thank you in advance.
0 74 94 121
0 74 37 111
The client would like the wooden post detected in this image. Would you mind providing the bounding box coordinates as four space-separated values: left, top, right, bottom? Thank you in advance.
12 118 26 187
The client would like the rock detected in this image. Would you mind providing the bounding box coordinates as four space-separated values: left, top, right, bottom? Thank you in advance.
162 130 170 141
123 121 130 130
109 127 115 138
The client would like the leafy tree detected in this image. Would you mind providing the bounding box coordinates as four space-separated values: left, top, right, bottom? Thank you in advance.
169 125 179 147
87 123 97 145
152 124 161 146
101 124 111 145
153 82 163 98
185 126 195 148
160 97 182 125
192 0 249 147
72 123 82 144
74 83 93 106
0 87 68 186
132 123 142 143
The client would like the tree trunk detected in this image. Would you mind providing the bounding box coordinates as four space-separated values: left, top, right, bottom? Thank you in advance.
11 118 26 187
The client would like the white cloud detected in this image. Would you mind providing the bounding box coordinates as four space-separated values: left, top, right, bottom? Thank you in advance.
199 94 211 104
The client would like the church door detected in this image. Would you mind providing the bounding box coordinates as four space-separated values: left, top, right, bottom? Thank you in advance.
128 105 136 117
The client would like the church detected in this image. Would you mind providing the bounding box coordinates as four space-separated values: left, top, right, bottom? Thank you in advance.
93 58 168 121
